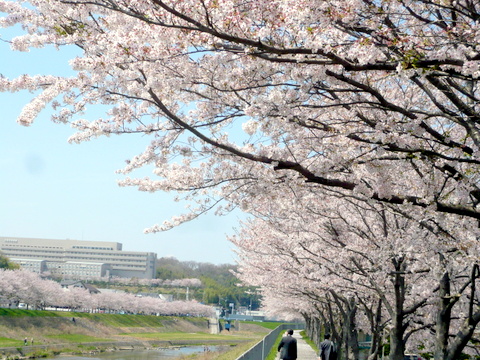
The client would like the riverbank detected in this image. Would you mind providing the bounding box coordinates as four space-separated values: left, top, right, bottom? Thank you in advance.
0 310 270 360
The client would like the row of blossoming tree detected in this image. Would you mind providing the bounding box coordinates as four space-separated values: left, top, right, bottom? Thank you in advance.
0 269 214 317
54 275 203 289
1 1 480 359
232 188 480 360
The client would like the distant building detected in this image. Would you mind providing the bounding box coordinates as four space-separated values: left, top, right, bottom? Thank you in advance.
60 280 100 294
137 292 173 301
0 236 156 279
159 294 174 302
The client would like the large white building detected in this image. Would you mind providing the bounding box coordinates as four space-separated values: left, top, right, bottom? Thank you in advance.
0 236 157 279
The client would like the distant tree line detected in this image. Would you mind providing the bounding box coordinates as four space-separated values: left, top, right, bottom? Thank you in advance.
0 253 259 310
156 257 260 310
0 268 214 316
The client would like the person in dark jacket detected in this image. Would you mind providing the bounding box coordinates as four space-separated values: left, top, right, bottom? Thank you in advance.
277 329 297 360
318 333 336 360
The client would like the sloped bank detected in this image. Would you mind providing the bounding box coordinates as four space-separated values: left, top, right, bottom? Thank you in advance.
0 310 267 359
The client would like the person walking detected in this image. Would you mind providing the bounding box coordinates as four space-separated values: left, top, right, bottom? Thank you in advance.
318 334 337 360
277 329 297 360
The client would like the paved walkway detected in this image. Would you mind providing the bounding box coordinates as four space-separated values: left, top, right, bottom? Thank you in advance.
276 330 318 360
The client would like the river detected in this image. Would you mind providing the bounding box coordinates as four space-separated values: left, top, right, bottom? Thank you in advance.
52 346 227 360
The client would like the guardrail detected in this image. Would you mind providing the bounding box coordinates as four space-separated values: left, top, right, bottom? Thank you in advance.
235 323 304 360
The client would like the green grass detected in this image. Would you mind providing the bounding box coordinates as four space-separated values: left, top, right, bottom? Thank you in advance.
215 340 260 360
0 308 204 328
56 312 167 327
300 330 318 352
265 332 284 360
0 309 59 317
60 312 207 327
238 321 284 330
46 334 112 343
0 308 277 359
119 332 254 343
0 336 23 347
0 309 272 332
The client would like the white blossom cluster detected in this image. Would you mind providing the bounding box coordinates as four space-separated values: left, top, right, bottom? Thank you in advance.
0 269 214 317
1 0 480 357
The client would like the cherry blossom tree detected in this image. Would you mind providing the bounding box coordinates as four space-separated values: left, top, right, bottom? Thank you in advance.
0 0 479 229
231 188 480 360
0 269 21 307
1 1 480 358
0 269 63 309
60 287 93 311
0 269 214 316
107 277 202 288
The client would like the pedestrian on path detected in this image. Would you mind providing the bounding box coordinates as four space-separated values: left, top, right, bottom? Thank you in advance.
277 329 297 360
318 334 337 360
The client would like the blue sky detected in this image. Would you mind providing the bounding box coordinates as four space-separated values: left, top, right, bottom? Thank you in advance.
0 26 242 265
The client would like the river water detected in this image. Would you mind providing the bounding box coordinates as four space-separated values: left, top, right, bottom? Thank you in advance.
52 346 226 360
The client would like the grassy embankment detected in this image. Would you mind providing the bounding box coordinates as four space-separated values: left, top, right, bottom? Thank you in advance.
0 309 275 360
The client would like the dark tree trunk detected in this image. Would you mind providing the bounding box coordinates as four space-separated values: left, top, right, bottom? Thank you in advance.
389 256 406 360
434 270 451 360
